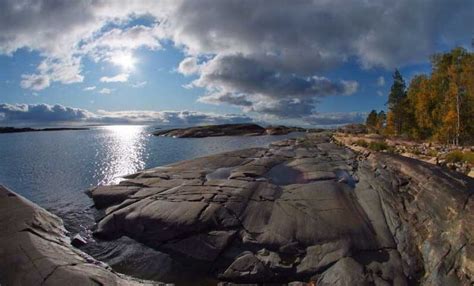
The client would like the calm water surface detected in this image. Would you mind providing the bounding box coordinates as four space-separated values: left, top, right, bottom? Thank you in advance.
0 125 302 283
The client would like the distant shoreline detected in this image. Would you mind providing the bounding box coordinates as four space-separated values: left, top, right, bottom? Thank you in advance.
0 126 89 134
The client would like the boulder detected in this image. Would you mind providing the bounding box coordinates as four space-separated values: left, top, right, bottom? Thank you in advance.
0 185 159 286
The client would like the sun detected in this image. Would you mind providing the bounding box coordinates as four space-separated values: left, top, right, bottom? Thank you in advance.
111 52 137 71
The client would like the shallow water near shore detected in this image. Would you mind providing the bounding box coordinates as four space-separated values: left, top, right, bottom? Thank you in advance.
0 125 302 283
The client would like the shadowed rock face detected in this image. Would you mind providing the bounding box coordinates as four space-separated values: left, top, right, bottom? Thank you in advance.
152 123 305 138
0 186 159 286
90 133 474 285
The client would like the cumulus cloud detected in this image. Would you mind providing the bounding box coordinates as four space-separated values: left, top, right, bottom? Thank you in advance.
178 57 200 75
161 1 473 68
20 74 50 91
193 54 358 118
98 88 113 94
100 73 129 83
0 103 93 122
0 103 252 125
95 110 252 125
19 57 83 90
82 24 161 64
1 0 473 117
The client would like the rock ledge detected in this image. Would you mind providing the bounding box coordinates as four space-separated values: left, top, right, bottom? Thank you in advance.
0 185 160 286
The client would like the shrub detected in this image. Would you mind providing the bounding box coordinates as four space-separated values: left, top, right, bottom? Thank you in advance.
368 141 390 152
445 151 474 164
354 139 369 147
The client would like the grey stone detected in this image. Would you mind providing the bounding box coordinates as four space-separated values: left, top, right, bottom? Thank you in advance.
86 133 474 284
0 185 159 286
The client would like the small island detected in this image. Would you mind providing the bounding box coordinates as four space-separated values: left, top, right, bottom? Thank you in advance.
152 123 306 138
0 126 89 134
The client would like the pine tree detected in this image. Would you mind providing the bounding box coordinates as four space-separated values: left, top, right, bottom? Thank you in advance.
365 110 378 131
376 111 386 130
387 69 407 135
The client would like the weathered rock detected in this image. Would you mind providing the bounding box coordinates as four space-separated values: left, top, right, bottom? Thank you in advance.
337 124 368 134
89 133 474 285
265 125 306 135
315 257 367 286
71 233 88 247
152 123 305 138
0 185 159 286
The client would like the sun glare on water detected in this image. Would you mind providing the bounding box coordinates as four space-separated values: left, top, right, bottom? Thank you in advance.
99 125 147 185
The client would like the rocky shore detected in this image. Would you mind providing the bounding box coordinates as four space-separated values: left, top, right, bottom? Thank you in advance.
153 123 306 138
334 133 474 177
0 126 89 134
88 133 473 285
0 185 159 285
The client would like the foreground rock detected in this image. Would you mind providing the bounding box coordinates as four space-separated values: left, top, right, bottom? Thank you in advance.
0 185 159 286
153 123 305 138
90 133 473 285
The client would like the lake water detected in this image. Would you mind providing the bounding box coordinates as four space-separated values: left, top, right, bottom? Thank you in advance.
0 125 302 283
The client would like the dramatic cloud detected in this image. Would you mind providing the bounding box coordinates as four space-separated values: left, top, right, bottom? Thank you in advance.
1 0 472 118
100 73 129 83
81 24 161 65
163 1 473 69
193 54 358 118
0 103 252 125
0 103 93 122
95 110 252 125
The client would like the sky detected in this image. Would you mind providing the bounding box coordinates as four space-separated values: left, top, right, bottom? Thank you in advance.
0 0 473 127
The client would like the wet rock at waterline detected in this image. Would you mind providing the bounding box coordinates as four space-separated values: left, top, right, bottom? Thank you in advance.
90 133 474 285
0 185 159 286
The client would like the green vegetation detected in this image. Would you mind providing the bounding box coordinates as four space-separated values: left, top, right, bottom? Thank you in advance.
353 139 396 153
368 141 391 152
366 47 474 145
445 150 474 164
354 139 369 147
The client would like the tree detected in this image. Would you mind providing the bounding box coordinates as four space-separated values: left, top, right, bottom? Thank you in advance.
377 48 473 144
366 110 378 131
376 111 386 130
387 70 407 135
384 111 396 136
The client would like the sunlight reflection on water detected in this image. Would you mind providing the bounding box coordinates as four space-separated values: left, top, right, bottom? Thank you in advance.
98 125 148 185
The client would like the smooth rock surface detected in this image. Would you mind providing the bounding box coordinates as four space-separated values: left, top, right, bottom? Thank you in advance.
153 123 305 138
0 185 160 286
89 133 473 285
